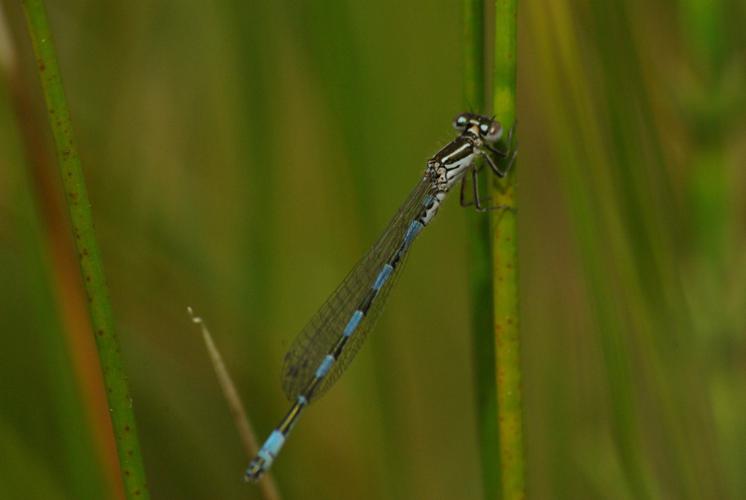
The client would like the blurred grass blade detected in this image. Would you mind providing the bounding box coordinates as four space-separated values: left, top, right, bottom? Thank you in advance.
524 3 654 497
1 6 110 498
0 421 67 500
491 1 524 499
20 1 149 498
187 308 282 500
463 0 502 498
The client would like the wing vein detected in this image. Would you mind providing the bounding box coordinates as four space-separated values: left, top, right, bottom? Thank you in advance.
281 175 434 401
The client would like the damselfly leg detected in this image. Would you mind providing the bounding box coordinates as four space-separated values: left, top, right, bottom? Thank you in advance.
459 124 518 211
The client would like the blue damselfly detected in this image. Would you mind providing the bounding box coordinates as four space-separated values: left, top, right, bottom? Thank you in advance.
245 113 515 481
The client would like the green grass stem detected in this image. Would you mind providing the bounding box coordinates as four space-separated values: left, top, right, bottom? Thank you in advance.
463 1 501 499
20 1 150 498
491 1 524 499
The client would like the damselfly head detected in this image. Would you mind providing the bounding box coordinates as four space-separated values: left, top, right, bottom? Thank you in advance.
452 112 503 143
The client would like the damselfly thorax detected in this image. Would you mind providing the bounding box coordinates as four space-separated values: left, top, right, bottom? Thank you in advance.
429 114 504 192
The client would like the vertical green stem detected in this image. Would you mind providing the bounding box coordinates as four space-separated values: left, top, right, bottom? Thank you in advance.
20 2 150 498
492 1 524 499
463 1 501 499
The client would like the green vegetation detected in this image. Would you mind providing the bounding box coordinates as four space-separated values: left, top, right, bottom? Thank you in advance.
491 3 524 500
0 0 743 498
462 0 500 498
19 0 149 498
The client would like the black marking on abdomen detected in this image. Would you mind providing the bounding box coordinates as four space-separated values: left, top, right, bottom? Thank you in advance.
359 289 377 315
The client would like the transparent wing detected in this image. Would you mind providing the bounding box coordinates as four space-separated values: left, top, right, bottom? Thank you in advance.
281 175 434 402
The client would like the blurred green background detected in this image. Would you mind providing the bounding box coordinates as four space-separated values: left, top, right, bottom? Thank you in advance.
1 0 745 498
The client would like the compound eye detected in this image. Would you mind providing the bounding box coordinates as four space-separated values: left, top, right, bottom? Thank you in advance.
453 114 469 130
484 121 503 142
479 123 490 135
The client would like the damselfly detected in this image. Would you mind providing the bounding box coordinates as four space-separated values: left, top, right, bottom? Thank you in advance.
245 112 515 481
